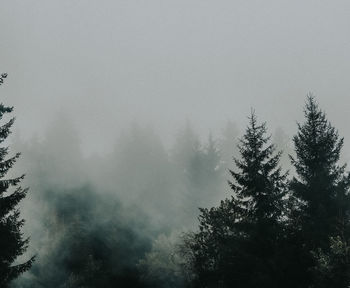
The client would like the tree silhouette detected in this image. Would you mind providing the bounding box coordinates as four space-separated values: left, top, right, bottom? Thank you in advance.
0 74 34 287
184 112 288 287
289 95 350 286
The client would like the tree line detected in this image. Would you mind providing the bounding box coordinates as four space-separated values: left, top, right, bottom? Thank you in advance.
1 73 349 287
183 96 350 287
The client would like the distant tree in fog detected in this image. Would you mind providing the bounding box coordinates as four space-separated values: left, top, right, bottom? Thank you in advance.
219 121 239 170
138 232 186 288
0 74 34 287
172 125 225 225
172 121 201 174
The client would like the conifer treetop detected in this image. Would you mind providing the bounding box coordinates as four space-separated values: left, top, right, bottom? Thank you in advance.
229 111 287 222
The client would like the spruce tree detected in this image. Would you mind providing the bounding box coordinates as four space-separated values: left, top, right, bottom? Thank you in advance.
185 112 288 287
289 95 350 287
227 112 288 287
290 95 350 250
0 73 34 287
230 112 287 229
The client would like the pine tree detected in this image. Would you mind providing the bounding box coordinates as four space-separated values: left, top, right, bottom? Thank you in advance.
0 73 34 287
290 95 350 252
230 112 287 228
184 112 288 287
227 112 288 287
288 96 350 287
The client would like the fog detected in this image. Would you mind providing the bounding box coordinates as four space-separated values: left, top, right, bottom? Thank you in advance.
1 1 350 155
10 117 234 287
1 1 350 287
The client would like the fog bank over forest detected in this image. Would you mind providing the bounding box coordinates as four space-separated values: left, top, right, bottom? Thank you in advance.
1 0 350 287
9 114 295 287
1 1 350 155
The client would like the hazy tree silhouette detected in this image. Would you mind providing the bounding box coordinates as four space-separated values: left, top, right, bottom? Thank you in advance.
184 112 288 287
219 120 239 170
0 73 34 287
289 95 350 287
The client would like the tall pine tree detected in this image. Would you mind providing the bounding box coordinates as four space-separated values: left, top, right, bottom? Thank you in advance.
227 112 288 287
289 95 350 287
0 73 34 287
230 112 287 229
184 112 288 287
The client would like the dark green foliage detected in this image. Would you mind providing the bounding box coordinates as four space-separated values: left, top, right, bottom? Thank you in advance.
184 112 288 287
0 75 34 287
7 92 350 287
230 112 287 224
311 235 350 288
290 95 350 248
18 185 152 288
184 198 243 287
289 96 350 286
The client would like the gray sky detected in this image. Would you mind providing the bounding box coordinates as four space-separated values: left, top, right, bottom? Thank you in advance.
1 0 350 155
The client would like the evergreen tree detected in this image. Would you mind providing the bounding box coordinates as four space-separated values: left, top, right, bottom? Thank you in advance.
289 95 350 286
188 134 224 208
219 121 239 170
227 112 288 287
172 121 201 176
172 122 204 226
0 73 34 287
230 112 287 230
184 112 288 287
291 95 348 247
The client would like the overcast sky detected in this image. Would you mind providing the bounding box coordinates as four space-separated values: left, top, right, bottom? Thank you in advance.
0 0 350 155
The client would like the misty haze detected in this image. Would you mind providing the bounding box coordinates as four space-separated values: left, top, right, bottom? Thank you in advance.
1 1 350 287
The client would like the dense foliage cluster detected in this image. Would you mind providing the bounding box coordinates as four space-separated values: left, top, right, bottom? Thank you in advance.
185 96 350 288
2 79 350 288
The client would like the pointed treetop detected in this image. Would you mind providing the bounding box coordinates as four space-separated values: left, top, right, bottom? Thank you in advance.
229 110 287 222
292 94 344 182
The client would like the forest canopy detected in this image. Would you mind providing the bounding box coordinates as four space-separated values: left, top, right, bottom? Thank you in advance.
0 93 347 287
1 1 350 287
